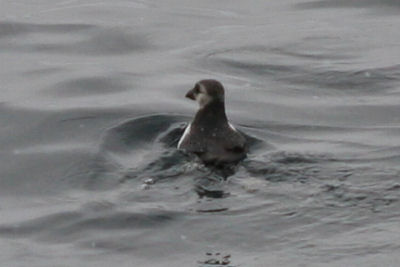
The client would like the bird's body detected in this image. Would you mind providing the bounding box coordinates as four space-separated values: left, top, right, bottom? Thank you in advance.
178 79 247 165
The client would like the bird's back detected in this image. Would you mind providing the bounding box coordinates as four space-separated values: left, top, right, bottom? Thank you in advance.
178 122 247 164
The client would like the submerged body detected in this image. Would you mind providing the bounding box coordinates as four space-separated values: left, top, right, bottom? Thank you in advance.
178 79 247 165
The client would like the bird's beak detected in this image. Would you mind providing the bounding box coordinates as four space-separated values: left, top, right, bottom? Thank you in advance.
185 88 196 100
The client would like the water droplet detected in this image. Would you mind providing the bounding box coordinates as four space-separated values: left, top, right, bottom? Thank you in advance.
143 178 155 185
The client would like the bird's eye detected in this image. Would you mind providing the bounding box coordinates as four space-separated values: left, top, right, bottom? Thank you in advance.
194 84 200 93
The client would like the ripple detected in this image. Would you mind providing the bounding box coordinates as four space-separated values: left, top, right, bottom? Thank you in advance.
45 75 132 97
321 182 398 211
242 151 335 183
295 0 400 10
203 44 400 92
0 21 94 39
202 46 298 80
86 115 189 189
101 114 187 153
35 29 149 55
288 65 400 92
0 22 150 55
0 209 179 242
85 114 267 197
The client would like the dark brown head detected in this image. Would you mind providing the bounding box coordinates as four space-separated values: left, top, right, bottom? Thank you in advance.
185 79 225 108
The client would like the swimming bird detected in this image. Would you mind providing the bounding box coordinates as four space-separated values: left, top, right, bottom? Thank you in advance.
178 79 247 165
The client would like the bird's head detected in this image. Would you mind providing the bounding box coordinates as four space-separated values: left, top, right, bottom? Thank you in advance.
185 79 225 108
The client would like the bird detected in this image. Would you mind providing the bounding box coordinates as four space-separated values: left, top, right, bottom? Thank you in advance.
177 79 247 165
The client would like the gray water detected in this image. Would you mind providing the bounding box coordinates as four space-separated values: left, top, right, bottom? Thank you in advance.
1 1 400 266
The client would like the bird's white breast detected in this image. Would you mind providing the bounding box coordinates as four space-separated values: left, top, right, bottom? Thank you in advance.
177 123 191 149
228 122 239 133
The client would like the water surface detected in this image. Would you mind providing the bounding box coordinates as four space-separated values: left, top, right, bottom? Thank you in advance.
1 0 400 266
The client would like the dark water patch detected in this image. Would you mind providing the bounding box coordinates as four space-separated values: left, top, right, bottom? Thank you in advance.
387 183 400 191
0 21 94 39
120 149 190 184
196 207 229 213
69 154 123 191
45 75 132 97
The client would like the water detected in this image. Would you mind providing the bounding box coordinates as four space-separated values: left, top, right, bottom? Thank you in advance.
1 0 400 266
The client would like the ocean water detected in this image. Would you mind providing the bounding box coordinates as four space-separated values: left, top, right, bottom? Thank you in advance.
1 0 400 266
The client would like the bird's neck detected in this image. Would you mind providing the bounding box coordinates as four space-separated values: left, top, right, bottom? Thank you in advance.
193 100 228 128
